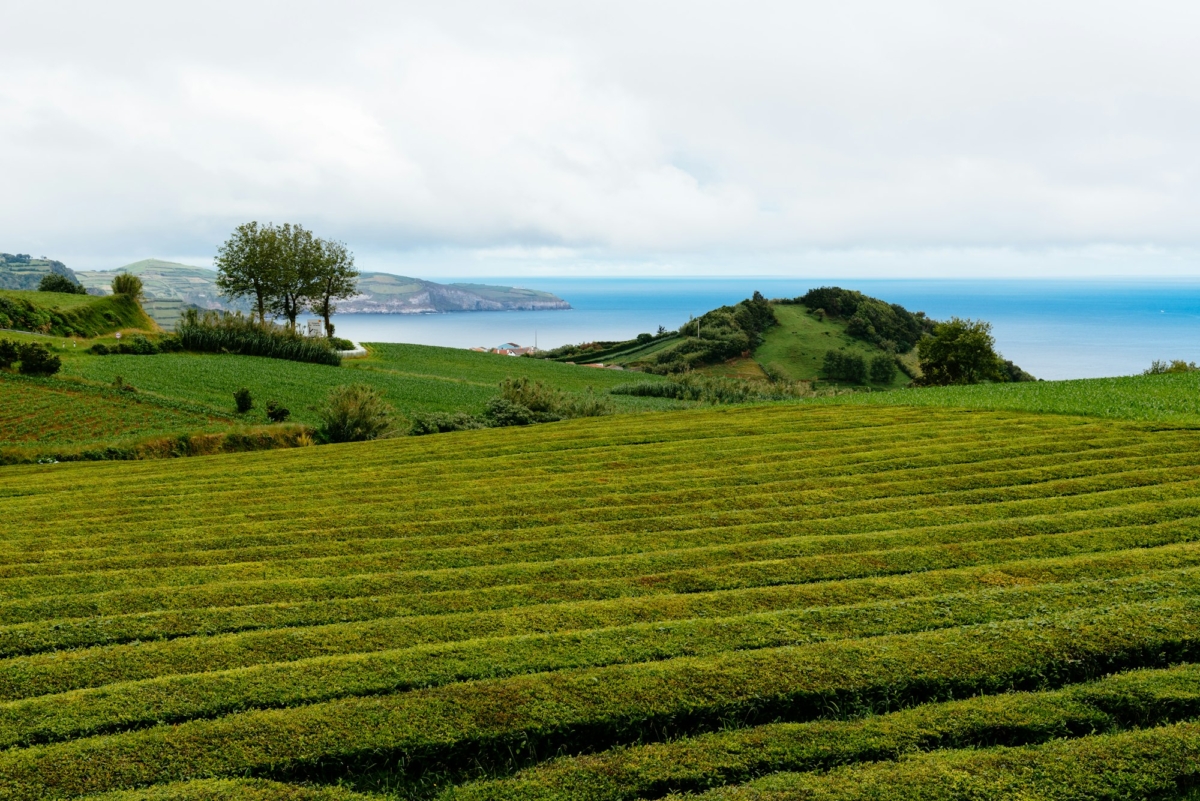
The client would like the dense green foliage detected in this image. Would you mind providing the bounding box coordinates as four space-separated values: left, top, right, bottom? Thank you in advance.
37 274 86 294
0 291 150 337
539 294 775 373
176 311 341 366
611 373 817 404
915 317 1011 386
318 384 397 442
111 273 144 298
2 406 1200 798
794 286 934 352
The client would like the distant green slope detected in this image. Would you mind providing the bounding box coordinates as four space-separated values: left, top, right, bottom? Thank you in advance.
76 261 572 314
0 254 79 290
755 304 915 389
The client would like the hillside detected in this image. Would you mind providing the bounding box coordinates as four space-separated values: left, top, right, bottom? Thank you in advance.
2 404 1200 798
0 330 675 462
0 289 152 337
75 260 571 313
0 254 78 290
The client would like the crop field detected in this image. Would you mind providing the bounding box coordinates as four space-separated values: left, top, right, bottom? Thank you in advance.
61 342 675 423
808 370 1200 425
0 374 229 449
2 403 1200 799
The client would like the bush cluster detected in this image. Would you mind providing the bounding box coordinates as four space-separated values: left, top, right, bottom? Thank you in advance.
317 384 395 443
410 377 614 435
648 292 776 373
1144 359 1200 376
793 286 935 352
0 339 61 375
176 310 341 366
36 274 87 294
90 334 181 356
611 374 816 404
822 351 898 384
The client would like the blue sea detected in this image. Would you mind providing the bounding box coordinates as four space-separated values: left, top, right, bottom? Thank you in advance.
316 278 1200 381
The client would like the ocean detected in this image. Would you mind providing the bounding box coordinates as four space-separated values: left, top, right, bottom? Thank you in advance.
313 278 1200 381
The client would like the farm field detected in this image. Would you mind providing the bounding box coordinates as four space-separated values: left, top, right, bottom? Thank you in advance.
3 404 1200 798
59 341 676 425
806 370 1200 425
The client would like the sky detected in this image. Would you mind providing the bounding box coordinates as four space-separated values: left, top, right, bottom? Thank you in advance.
3 1 1200 279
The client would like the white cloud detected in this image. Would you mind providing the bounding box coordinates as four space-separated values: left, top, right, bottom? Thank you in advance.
2 0 1200 275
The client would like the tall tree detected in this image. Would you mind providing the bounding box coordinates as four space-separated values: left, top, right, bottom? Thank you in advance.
306 239 358 338
267 224 321 328
215 222 280 322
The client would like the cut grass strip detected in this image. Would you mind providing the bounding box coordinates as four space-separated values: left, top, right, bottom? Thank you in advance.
442 662 1200 801
680 720 1200 801
1 597 1199 799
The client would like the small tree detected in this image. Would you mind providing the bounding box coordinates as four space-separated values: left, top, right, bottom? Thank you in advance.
17 343 61 375
268 223 320 328
38 274 85 294
318 384 395 443
111 273 143 298
265 401 291 423
915 318 1007 386
0 339 18 369
868 354 897 384
233 387 254 414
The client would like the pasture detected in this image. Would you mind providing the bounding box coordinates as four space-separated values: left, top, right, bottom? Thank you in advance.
2 403 1200 799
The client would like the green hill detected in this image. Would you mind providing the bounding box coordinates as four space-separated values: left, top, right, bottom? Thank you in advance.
3 404 1200 798
0 289 152 337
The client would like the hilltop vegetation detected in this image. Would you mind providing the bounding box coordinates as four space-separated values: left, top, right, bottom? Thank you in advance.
0 289 151 337
3 405 1200 798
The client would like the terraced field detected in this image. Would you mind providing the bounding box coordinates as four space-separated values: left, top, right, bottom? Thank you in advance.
3 404 1200 799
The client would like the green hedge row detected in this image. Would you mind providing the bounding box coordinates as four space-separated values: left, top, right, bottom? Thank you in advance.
8 566 1200 748
10 438 1198 578
5 537 1197 664
7 511 1200 635
2 597 1200 799
446 662 1200 801
684 721 1200 801
11 471 1200 605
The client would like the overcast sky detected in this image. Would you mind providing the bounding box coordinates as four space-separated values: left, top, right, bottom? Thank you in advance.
4 1 1200 278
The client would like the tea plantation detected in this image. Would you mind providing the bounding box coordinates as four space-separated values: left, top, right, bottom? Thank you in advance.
3 403 1200 799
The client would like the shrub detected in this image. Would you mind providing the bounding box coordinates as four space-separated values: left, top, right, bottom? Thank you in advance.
265 401 291 423
176 310 340 366
37 274 86 294
636 333 654 344
1144 359 1199 376
410 411 488 435
234 387 254 414
16 342 61 375
823 350 867 383
318 384 395 443
612 374 816 404
111 273 143 298
499 377 613 418
869 354 898 384
0 339 17 370
112 376 136 393
89 343 110 356
483 397 538 427
798 287 934 352
328 336 354 350
117 334 159 355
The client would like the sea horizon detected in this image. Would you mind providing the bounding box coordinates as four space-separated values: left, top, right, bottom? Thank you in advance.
309 276 1200 382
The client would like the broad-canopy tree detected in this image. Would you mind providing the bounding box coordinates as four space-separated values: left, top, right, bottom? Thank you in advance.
914 317 1008 386
215 222 280 322
308 239 358 337
214 222 358 333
